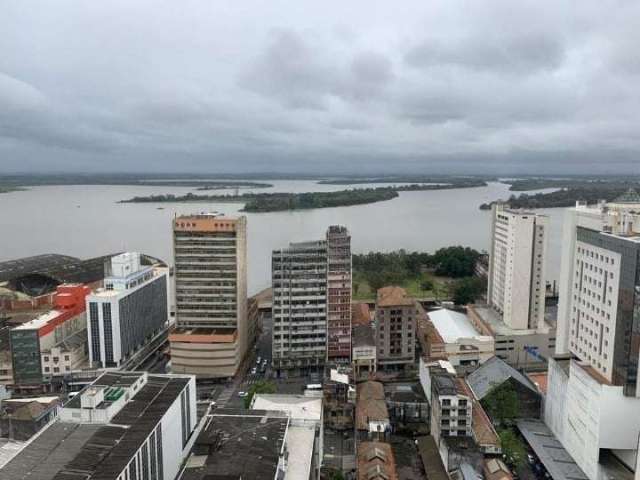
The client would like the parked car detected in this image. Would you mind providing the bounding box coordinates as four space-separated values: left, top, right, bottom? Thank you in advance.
251 367 257 375
238 391 248 398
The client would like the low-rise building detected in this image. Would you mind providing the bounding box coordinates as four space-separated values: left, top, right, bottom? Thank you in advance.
251 393 324 480
419 358 457 405
356 381 390 441
422 308 495 371
353 323 377 379
87 252 169 368
0 371 197 480
357 441 399 480
0 396 60 440
466 356 542 418
375 287 416 371
324 368 355 431
429 373 472 444
384 382 429 426
180 408 290 480
483 458 513 480
11 284 90 388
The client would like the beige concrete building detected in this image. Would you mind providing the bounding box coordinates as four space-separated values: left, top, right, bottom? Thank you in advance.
375 287 416 370
170 214 248 378
488 204 548 331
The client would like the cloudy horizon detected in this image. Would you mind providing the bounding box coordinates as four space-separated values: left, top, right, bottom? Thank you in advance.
2 1 640 175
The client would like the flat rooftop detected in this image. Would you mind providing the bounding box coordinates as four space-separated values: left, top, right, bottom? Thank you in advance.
472 305 552 337
428 308 488 343
285 424 316 480
517 419 588 480
13 309 64 331
251 394 322 422
181 409 288 480
2 372 189 480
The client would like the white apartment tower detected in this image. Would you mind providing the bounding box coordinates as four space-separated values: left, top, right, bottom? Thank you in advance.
86 252 169 368
487 204 548 330
169 214 248 378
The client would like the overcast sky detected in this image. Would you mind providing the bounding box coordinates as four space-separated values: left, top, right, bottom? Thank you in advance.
1 1 640 175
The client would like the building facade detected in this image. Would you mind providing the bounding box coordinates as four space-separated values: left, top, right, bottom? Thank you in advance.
429 373 473 443
488 204 548 330
11 284 90 387
170 214 248 378
272 239 328 372
326 226 352 362
352 323 377 378
86 252 169 369
545 193 640 480
375 287 416 370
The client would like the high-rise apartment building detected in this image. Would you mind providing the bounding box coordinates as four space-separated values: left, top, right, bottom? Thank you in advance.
326 226 352 362
271 225 351 373
272 240 328 372
545 192 640 480
169 214 248 378
86 252 169 368
487 203 548 330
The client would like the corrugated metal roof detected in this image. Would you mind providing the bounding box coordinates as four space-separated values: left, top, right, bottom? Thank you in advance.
466 356 538 400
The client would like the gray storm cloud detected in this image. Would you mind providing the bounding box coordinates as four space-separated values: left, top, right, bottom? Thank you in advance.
0 0 639 175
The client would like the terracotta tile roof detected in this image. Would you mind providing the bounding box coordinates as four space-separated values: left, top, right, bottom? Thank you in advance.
417 436 449 480
526 372 548 395
357 442 399 480
356 381 389 431
352 302 372 326
457 379 500 449
376 286 415 307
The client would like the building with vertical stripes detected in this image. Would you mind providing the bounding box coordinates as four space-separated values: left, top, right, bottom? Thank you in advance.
86 252 169 369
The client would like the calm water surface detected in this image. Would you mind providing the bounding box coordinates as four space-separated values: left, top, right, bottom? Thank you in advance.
0 181 565 294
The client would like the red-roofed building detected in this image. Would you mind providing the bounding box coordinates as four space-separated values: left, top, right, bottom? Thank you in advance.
10 285 90 389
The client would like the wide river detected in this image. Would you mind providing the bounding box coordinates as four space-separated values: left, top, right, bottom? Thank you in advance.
0 181 566 295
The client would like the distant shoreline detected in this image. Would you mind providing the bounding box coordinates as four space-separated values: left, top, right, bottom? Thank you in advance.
479 180 640 210
118 182 488 212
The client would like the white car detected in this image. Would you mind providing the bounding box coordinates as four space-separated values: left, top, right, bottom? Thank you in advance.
238 391 248 398
251 367 257 375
